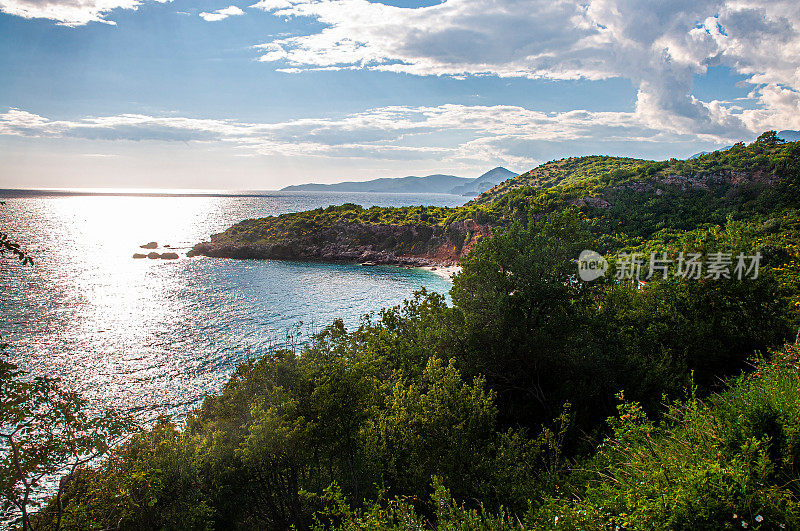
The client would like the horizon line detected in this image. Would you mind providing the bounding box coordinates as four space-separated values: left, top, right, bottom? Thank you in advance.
0 187 469 198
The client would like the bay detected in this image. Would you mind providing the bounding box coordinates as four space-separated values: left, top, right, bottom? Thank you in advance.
0 190 464 421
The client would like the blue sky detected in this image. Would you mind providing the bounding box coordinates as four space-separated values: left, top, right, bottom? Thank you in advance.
1 0 799 190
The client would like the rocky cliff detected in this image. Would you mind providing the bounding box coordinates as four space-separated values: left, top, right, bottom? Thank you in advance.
189 218 491 266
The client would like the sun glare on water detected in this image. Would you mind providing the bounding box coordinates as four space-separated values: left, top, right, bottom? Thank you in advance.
7 195 226 414
2 193 453 420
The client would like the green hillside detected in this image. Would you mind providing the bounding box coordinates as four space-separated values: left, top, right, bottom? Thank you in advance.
463 132 800 252
478 131 797 206
474 155 646 204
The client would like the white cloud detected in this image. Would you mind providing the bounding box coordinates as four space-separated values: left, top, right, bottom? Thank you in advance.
7 0 797 146
0 103 752 173
250 0 291 10
0 0 168 25
252 0 800 138
199 5 245 21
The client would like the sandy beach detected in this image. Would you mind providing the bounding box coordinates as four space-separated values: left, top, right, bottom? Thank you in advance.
421 265 462 281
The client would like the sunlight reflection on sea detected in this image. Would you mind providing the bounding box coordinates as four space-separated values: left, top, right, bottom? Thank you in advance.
0 191 461 422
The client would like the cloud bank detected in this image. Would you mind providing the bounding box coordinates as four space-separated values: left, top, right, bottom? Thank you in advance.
3 0 798 172
6 0 798 145
0 0 164 25
0 103 763 172
252 0 800 138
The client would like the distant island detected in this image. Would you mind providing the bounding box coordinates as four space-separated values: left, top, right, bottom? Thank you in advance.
280 167 517 196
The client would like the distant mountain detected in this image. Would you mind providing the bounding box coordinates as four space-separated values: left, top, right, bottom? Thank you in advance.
281 167 517 196
448 167 518 196
778 130 800 142
282 174 468 194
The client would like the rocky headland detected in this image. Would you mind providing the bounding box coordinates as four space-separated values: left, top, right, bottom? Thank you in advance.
188 205 491 267
188 218 490 266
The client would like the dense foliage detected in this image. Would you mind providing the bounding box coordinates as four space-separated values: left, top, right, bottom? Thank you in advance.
34 212 800 528
10 132 800 529
473 155 646 204
212 204 460 246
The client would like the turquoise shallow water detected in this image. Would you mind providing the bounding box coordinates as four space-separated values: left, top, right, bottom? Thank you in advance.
0 191 463 421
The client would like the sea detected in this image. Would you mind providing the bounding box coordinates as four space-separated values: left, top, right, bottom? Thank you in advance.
0 190 465 422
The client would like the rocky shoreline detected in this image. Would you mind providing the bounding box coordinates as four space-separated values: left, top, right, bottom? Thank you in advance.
187 218 491 268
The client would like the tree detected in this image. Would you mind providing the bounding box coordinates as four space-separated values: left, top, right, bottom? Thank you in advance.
0 211 33 266
0 361 133 530
371 357 497 502
449 209 602 427
0 223 132 530
756 130 781 145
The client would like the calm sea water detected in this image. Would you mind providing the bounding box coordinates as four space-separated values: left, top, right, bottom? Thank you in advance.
0 191 464 421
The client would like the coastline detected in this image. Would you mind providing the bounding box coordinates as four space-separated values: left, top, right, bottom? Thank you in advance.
187 213 491 271
187 246 463 280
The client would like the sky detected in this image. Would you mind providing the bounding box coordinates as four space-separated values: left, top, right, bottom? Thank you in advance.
1 0 799 190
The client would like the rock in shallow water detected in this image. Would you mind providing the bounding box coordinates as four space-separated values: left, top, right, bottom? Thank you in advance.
132 253 147 259
147 252 161 259
140 241 158 249
161 252 179 260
